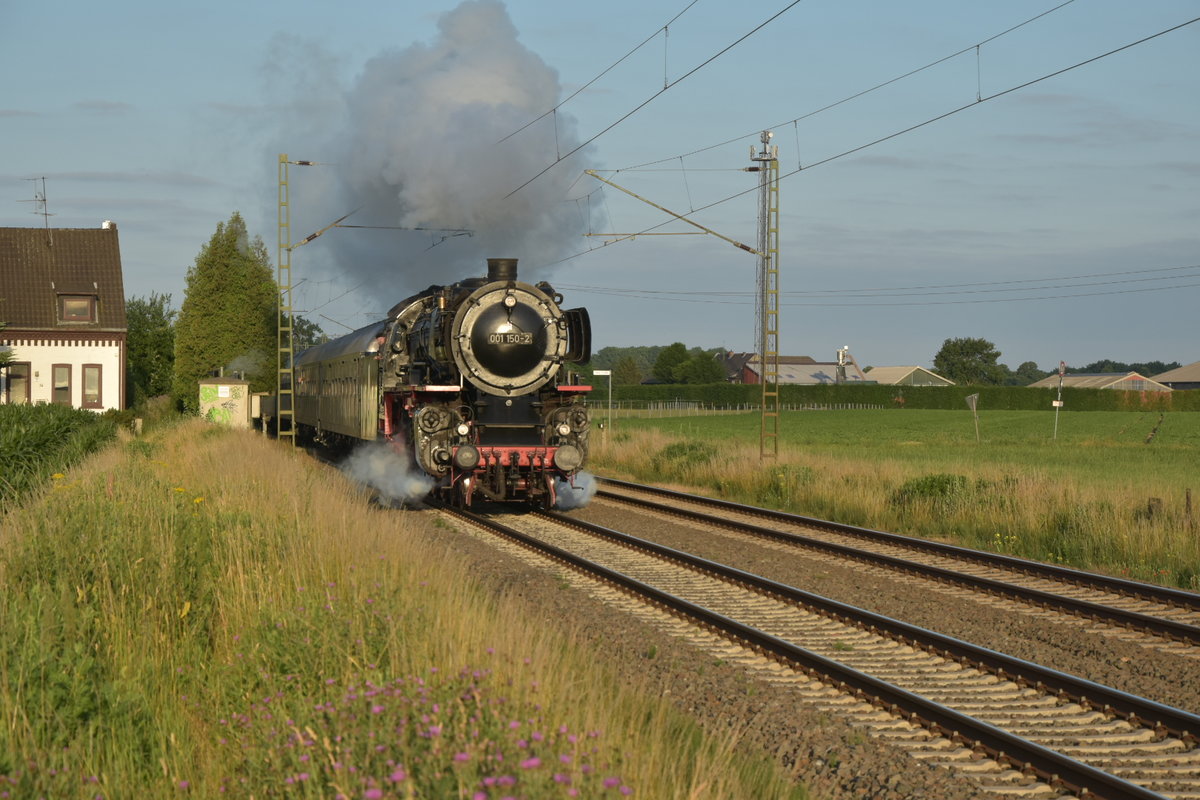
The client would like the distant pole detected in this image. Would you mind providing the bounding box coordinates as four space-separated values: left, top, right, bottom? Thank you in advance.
593 370 612 442
966 393 980 443
1052 360 1066 440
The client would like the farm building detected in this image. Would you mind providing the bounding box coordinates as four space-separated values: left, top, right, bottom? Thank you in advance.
1152 361 1200 391
1026 372 1172 392
862 365 954 386
721 352 870 385
0 224 127 410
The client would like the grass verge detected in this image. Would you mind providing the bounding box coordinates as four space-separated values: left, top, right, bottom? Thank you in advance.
0 420 804 799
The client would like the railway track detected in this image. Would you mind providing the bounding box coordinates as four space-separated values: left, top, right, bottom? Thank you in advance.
436 501 1200 800
594 478 1200 651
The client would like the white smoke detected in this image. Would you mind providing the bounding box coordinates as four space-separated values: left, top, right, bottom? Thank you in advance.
278 0 598 297
341 441 436 506
554 470 597 510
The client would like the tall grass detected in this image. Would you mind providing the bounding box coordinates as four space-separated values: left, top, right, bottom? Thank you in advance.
0 421 803 798
590 411 1200 590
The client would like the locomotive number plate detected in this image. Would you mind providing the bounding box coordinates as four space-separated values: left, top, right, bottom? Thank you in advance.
489 332 533 345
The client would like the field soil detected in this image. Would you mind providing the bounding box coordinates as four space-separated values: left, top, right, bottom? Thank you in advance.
411 498 1200 800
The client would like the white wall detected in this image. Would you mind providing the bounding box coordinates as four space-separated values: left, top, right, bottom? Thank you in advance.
2 339 123 411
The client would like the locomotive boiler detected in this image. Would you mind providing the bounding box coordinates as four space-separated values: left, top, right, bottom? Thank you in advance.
293 258 592 508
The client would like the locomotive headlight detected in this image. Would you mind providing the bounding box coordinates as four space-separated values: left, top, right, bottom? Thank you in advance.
553 444 582 472
454 444 480 470
556 422 571 437
503 294 517 308
456 422 471 437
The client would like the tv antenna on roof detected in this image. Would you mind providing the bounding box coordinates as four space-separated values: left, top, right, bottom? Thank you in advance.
21 177 54 244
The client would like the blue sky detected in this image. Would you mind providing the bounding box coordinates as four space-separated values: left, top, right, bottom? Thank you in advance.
2 0 1197 371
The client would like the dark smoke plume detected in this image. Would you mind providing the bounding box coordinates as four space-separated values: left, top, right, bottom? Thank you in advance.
283 0 597 301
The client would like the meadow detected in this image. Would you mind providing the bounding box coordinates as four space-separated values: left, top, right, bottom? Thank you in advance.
589 409 1200 590
0 419 803 799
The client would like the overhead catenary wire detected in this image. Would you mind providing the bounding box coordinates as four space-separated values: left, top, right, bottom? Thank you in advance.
504 0 808 198
554 276 1200 308
497 0 703 146
544 14 1200 268
559 263 1200 298
616 0 1079 173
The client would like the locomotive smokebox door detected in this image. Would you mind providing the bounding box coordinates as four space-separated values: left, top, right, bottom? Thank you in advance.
470 300 548 378
450 259 570 397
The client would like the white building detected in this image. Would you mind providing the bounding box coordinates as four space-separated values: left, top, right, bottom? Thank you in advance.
0 224 127 410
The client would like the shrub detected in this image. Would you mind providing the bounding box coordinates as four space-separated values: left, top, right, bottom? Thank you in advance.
889 473 971 509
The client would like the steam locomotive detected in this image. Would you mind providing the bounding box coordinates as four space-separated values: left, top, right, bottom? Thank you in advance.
293 258 592 508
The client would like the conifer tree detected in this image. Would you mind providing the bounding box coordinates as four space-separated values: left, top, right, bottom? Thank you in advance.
172 212 277 413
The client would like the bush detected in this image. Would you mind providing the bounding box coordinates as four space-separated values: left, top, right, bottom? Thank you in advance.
612 382 1200 411
0 405 117 511
889 473 971 509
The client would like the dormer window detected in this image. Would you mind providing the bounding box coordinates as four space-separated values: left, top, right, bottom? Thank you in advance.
59 294 97 323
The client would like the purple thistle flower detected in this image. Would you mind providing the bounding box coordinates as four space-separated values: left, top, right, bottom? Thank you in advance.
520 757 541 769
454 752 470 763
390 769 407 782
603 777 621 789
620 787 633 796
363 790 383 800
554 773 571 784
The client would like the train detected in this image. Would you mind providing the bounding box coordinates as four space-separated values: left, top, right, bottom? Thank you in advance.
292 258 593 509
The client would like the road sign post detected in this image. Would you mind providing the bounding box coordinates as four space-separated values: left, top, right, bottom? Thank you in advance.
593 370 612 443
1053 361 1066 440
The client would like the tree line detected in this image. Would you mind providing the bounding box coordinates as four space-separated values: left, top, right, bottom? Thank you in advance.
931 337 1180 387
125 212 327 412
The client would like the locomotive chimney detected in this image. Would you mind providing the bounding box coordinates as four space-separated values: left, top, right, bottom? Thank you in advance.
487 258 518 283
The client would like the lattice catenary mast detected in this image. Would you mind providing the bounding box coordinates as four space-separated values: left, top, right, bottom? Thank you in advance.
747 131 780 459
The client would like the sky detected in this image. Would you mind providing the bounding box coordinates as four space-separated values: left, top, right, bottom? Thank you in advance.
2 0 1197 371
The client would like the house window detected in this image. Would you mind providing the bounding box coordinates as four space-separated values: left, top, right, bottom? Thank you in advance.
5 362 31 405
52 364 72 405
59 295 97 323
83 364 103 409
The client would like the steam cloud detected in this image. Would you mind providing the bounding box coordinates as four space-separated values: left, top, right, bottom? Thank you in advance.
283 0 597 299
554 470 597 510
342 441 436 506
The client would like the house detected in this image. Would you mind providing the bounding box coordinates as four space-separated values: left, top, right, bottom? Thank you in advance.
1152 361 1200 391
1026 372 1172 392
862 365 954 386
0 224 127 410
721 352 869 385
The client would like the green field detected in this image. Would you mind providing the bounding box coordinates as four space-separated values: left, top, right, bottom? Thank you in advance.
590 409 1200 590
611 409 1199 486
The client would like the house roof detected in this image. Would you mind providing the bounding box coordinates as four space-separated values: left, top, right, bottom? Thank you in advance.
0 225 126 331
1152 361 1200 384
861 365 954 386
746 359 869 384
1026 372 1172 391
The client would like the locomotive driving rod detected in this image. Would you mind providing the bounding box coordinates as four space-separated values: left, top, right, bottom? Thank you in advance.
584 169 759 255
